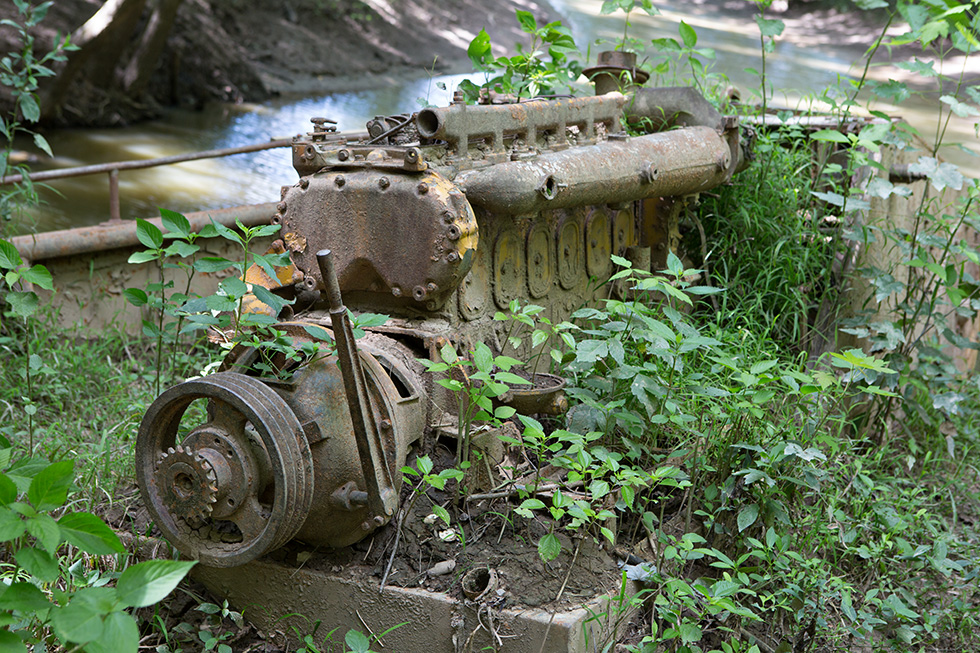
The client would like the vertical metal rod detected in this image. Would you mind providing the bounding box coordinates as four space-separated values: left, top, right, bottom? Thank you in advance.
108 169 121 223
316 249 397 521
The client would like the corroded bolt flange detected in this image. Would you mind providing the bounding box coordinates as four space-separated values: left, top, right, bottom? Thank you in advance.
338 149 350 162
379 177 390 190
335 175 346 187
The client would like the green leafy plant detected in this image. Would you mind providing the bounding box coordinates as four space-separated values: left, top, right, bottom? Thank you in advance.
0 436 194 652
599 0 659 53
461 11 581 102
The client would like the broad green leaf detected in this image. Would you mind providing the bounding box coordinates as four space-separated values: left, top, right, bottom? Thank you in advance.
126 250 159 264
163 240 199 258
28 460 73 511
14 547 58 582
135 219 163 250
0 474 16 505
0 240 23 270
0 508 26 543
59 511 125 555
19 94 40 123
33 133 52 157
678 622 702 644
51 596 105 645
301 324 333 342
538 532 561 563
0 630 26 653
431 504 451 527
755 15 785 38
0 582 50 612
20 264 53 290
737 504 759 532
345 629 371 653
515 9 536 33
27 513 61 554
473 342 494 373
810 129 850 144
6 291 38 317
194 257 237 273
160 208 192 239
116 560 196 608
467 29 493 69
85 611 139 653
123 288 148 307
678 20 697 48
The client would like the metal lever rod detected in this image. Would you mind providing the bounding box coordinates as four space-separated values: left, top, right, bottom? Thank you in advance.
316 250 397 521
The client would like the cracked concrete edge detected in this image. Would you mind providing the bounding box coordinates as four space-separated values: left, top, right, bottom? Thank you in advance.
193 558 642 653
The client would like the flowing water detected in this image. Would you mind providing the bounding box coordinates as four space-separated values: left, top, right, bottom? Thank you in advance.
14 1 979 235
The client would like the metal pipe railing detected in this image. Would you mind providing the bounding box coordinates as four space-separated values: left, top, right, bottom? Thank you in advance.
1 138 293 223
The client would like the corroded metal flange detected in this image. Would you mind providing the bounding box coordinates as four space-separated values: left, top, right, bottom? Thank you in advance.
136 372 314 567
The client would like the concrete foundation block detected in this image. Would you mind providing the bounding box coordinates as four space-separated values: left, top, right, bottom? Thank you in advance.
194 559 638 652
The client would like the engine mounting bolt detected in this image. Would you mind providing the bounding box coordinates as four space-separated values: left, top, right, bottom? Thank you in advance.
426 282 438 293
299 178 310 189
391 286 402 297
338 149 350 161
442 210 455 224
335 175 346 187
447 251 460 263
417 182 428 194
379 177 390 190
361 519 374 531
380 419 392 431
277 202 287 212
446 225 461 241
373 515 385 526
413 285 427 300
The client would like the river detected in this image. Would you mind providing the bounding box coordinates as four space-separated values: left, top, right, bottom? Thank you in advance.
14 0 979 235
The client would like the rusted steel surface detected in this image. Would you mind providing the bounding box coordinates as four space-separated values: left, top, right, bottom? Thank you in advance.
317 249 398 522
277 167 478 309
455 126 733 214
134 77 754 568
11 203 275 262
136 372 315 567
0 139 294 186
415 93 627 153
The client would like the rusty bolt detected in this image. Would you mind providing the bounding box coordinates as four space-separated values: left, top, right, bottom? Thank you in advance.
379 177 390 190
361 519 374 531
426 282 438 293
391 286 402 297
380 419 392 431
447 251 460 263
405 149 419 162
417 181 429 194
442 210 455 224
373 515 385 526
335 175 346 187
413 285 427 300
717 152 731 171
645 163 660 182
271 215 281 224
446 225 461 241
302 145 315 160
277 202 287 213
338 149 350 162
299 178 310 189
305 277 317 288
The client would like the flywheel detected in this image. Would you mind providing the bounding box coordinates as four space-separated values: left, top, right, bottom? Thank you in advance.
136 372 314 567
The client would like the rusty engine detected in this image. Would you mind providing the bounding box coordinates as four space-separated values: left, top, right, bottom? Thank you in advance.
135 82 750 567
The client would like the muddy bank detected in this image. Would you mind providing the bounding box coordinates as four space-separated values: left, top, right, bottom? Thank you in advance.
0 0 557 127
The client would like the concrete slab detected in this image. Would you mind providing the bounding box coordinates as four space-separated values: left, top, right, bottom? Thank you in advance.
194 559 639 653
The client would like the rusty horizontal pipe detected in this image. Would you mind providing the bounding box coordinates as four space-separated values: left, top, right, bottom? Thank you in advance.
416 94 627 151
625 87 725 132
0 139 293 186
454 126 734 215
10 203 275 262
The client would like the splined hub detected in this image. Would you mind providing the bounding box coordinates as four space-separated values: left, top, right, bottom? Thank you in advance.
154 445 218 524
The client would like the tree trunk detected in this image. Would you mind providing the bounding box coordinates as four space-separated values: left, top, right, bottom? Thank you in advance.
40 0 147 120
119 0 186 97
